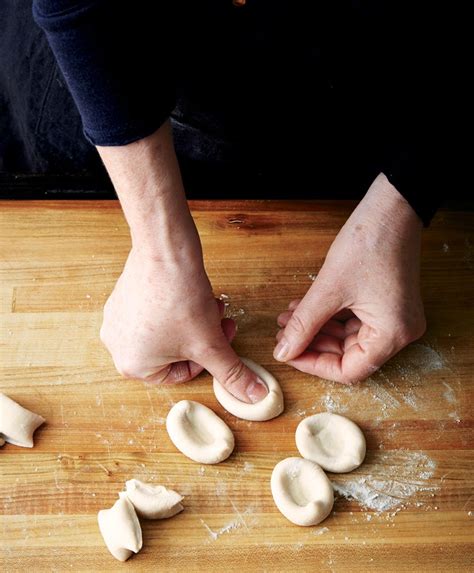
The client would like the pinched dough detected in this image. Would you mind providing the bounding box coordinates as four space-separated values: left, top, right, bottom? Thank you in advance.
98 492 143 562
125 479 184 519
0 393 45 448
213 357 284 421
166 400 234 464
271 457 334 526
295 412 366 473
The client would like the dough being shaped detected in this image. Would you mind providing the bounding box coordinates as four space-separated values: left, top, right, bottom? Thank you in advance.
295 412 366 473
213 357 284 421
125 479 184 519
0 393 45 447
98 492 143 562
271 457 334 526
166 400 234 464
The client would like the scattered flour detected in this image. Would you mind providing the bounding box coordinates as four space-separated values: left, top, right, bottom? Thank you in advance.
297 343 461 425
200 506 255 541
216 481 227 496
332 450 437 513
243 462 254 473
320 394 348 414
442 381 456 404
312 526 329 535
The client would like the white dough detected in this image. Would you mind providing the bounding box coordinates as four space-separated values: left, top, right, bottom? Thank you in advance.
98 492 143 562
295 412 366 473
0 393 45 447
166 400 234 464
271 457 334 526
213 357 284 421
125 479 184 519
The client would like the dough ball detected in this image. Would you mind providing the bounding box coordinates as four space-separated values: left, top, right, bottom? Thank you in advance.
97 493 142 562
295 412 366 473
166 400 234 464
125 479 184 519
0 393 45 448
213 357 284 421
271 457 334 526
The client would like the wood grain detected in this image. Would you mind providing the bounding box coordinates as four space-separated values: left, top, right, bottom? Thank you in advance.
0 200 473 572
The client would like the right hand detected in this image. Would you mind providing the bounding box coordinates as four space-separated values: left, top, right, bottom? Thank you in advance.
100 245 268 404
96 121 267 403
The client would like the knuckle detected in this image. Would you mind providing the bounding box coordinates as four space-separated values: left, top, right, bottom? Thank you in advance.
393 320 424 346
114 356 140 379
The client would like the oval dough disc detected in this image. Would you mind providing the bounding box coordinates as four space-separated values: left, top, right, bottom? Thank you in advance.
213 357 284 421
271 457 334 526
125 479 184 519
97 493 143 562
295 412 366 473
166 400 235 464
0 393 45 448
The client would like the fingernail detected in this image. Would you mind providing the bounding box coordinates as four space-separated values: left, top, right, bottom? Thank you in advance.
246 376 268 403
274 340 289 361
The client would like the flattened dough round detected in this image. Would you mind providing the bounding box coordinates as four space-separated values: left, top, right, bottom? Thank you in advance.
125 479 184 519
213 357 284 421
295 412 366 473
271 457 334 526
166 400 234 464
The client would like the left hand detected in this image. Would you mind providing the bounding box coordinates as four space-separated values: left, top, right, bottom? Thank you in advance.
273 173 426 384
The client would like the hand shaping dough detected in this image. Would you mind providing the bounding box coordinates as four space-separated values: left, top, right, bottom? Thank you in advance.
98 492 143 562
271 457 334 526
166 400 234 464
295 412 366 473
213 357 284 421
0 393 45 447
125 479 184 519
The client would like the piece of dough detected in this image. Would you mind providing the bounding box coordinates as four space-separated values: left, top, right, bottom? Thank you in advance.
271 457 334 526
166 400 234 464
125 479 184 519
0 393 45 447
98 492 143 562
295 412 366 473
213 357 284 421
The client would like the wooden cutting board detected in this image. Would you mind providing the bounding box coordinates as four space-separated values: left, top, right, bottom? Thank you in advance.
0 200 473 572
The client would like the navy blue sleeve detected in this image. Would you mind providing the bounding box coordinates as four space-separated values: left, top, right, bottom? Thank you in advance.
356 1 445 226
32 0 176 146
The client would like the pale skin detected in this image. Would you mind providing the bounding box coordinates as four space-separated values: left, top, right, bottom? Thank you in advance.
98 121 426 402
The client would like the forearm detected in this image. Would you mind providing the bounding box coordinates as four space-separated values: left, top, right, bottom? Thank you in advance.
97 122 201 261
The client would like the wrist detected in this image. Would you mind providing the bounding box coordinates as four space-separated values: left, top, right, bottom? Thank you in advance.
363 173 422 238
98 121 202 259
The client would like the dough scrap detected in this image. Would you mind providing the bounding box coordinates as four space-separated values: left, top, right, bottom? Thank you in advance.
295 412 366 473
166 400 234 464
271 457 334 526
98 492 143 562
213 357 284 421
125 479 184 519
0 393 45 447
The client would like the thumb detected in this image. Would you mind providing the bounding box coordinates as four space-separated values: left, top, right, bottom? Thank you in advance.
274 286 342 362
197 337 268 404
